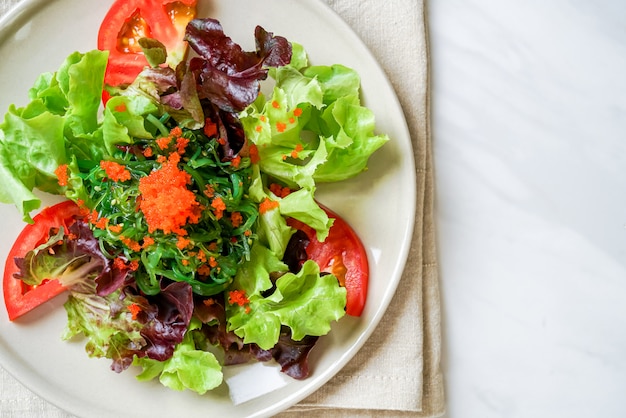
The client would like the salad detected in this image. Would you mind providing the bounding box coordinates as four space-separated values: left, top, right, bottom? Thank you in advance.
0 0 388 396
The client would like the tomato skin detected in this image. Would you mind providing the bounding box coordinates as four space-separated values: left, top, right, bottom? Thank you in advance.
3 201 82 321
288 205 369 317
97 0 198 102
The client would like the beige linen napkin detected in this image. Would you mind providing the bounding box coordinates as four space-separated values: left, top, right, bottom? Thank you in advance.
281 0 444 416
0 0 444 416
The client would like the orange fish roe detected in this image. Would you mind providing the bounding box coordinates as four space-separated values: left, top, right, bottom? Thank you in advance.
276 122 287 133
269 183 292 198
100 160 131 182
89 210 109 229
204 119 218 137
228 289 250 307
289 117 295 124
197 264 211 276
291 144 304 159
259 115 267 122
249 144 260 164
156 135 172 150
196 249 207 263
203 298 216 307
113 257 127 271
176 136 190 154
230 211 243 227
259 197 279 214
138 152 201 235
207 242 218 251
114 103 127 113
231 155 241 168
293 107 303 117
88 210 98 224
208 256 218 268
55 164 69 187
121 237 142 252
143 147 153 158
204 184 215 198
170 126 183 138
217 137 227 145
244 229 252 237
255 125 263 132
129 260 140 271
271 100 280 109
155 126 185 152
176 236 191 250
142 237 155 248
108 224 123 234
210 196 226 220
128 303 142 320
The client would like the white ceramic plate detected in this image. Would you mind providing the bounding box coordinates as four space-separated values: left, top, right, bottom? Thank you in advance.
0 0 416 416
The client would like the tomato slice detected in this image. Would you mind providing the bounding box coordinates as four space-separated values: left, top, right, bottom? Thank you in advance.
287 204 369 317
97 0 197 102
3 201 82 321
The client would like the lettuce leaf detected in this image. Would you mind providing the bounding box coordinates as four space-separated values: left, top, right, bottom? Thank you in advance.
248 164 332 251
63 289 148 372
0 50 109 222
251 328 319 380
226 250 346 350
63 282 195 373
0 105 66 220
239 43 389 190
185 18 292 113
14 220 127 295
134 319 223 394
102 94 158 154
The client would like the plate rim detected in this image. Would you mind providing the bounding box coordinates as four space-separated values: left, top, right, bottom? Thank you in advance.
0 0 417 416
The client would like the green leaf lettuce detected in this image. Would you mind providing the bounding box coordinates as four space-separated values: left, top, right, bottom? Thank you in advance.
240 43 389 190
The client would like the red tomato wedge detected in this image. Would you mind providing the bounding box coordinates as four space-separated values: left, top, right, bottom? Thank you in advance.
3 201 82 321
287 205 369 317
97 0 197 102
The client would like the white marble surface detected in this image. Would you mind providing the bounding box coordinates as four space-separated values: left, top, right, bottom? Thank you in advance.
1 0 626 417
429 0 626 417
